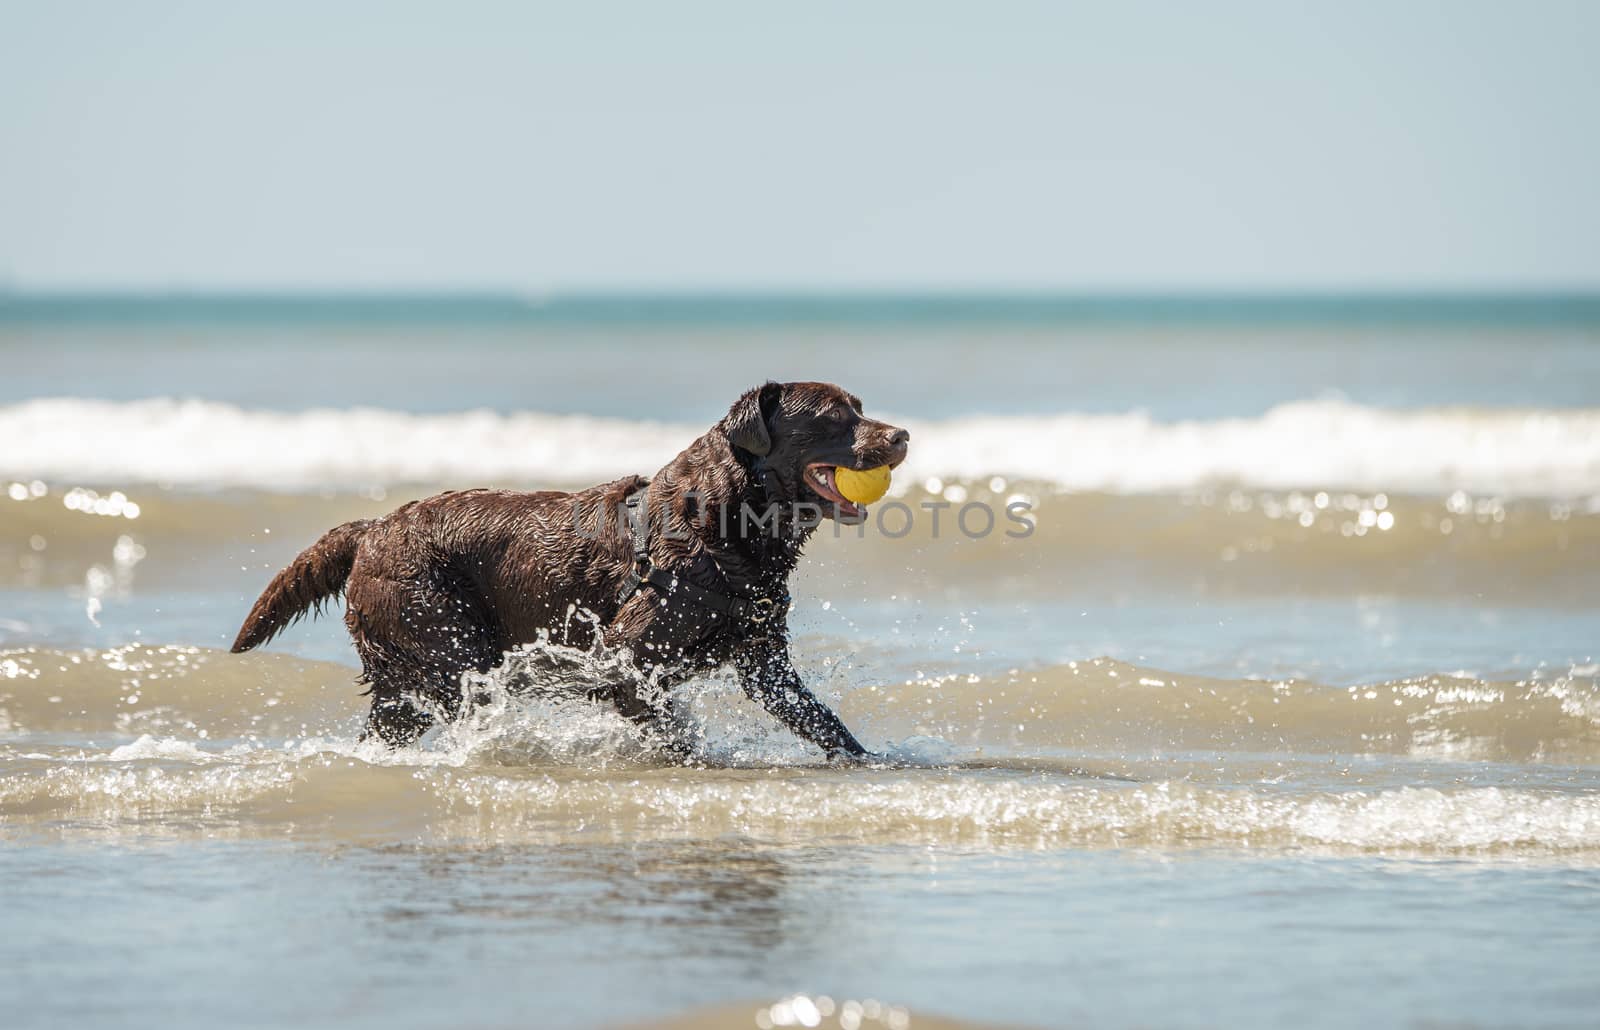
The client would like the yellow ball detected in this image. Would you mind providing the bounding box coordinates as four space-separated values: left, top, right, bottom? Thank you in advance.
834 464 892 505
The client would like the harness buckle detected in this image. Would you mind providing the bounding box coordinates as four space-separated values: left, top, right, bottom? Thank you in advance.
749 597 777 623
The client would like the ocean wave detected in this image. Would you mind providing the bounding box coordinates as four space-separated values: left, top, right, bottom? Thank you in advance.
7 481 1595 605
4 396 1599 496
6 746 1600 855
4 646 1597 765
5 645 1600 854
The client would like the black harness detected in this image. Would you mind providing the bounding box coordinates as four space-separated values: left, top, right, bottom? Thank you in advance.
615 483 789 627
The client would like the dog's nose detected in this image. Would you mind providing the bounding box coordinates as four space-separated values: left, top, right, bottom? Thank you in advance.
888 428 910 447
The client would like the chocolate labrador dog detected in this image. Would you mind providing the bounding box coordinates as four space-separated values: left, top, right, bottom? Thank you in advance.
231 381 910 759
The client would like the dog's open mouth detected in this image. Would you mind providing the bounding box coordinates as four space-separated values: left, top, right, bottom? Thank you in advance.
804 463 866 520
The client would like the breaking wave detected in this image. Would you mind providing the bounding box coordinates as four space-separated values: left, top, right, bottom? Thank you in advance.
9 751 1600 855
4 396 1599 496
4 645 1600 855
4 645 1598 764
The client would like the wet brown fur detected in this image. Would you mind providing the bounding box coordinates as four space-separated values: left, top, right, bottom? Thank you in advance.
230 382 909 756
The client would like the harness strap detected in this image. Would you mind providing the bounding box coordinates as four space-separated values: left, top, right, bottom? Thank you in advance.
616 484 788 625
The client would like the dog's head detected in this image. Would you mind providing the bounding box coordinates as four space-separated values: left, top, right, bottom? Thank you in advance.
721 381 910 524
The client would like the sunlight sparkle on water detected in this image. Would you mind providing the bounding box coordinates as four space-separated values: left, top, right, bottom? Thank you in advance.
61 486 141 519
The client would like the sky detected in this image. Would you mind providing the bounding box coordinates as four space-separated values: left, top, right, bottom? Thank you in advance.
1 0 1597 292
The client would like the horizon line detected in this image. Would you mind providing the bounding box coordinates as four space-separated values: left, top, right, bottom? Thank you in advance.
4 287 1600 327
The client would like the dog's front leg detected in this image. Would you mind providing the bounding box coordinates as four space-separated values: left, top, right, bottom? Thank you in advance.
733 638 868 759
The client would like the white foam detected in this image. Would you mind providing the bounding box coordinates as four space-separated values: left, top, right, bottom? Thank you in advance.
104 734 218 763
4 396 1599 496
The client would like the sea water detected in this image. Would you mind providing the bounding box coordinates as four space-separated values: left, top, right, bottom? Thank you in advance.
2 297 1598 1028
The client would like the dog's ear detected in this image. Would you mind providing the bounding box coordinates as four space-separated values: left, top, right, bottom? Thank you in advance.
723 381 782 457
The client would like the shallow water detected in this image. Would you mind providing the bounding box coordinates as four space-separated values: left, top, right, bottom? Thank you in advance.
7 841 1600 1030
3 305 1600 1028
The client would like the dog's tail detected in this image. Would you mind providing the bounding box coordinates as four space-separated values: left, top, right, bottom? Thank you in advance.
230 520 374 653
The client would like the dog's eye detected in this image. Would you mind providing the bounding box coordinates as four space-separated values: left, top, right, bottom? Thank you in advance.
826 406 851 422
